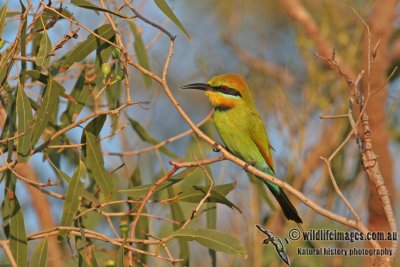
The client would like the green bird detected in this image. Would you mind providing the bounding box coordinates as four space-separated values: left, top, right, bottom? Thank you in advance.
182 73 302 224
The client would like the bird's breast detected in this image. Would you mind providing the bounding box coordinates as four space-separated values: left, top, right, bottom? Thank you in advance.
213 108 262 164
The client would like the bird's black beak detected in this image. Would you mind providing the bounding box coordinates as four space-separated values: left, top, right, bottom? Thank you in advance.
181 83 213 91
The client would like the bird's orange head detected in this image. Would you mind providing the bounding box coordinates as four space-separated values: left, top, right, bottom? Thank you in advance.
181 73 253 109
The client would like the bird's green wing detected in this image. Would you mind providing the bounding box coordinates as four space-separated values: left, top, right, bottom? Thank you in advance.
247 110 275 172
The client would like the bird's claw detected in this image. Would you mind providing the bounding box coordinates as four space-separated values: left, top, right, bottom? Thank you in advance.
243 160 256 171
212 142 222 152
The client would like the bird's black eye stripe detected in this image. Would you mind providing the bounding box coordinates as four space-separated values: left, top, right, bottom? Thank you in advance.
214 86 242 97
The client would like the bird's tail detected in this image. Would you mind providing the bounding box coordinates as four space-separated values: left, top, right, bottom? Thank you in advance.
264 181 303 224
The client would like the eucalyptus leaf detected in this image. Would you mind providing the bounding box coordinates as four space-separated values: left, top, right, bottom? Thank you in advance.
116 241 125 267
119 168 194 198
31 78 59 146
47 156 71 182
0 1 8 36
166 228 247 258
61 70 91 126
174 183 240 212
60 24 115 71
30 237 48 267
23 70 65 94
81 115 107 155
154 0 191 40
59 161 86 240
35 31 51 68
85 131 113 198
71 0 129 19
16 84 33 162
129 21 152 87
9 197 28 267
128 117 178 159
0 46 15 83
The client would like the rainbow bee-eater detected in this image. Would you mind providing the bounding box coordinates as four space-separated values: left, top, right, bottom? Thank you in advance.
182 73 302 224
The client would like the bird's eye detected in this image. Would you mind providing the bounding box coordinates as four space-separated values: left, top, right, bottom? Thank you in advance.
220 86 229 92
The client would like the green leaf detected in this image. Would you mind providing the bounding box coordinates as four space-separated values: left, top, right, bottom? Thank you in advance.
60 24 115 71
19 0 27 85
128 22 152 87
85 132 113 199
71 0 129 19
125 168 148 263
0 1 8 37
207 201 217 267
31 31 42 69
167 184 189 264
9 197 28 267
0 45 15 84
118 180 178 199
47 156 71 182
0 87 16 153
31 78 59 146
128 117 178 159
174 183 240 212
105 62 122 131
23 70 65 94
16 84 33 162
59 161 86 240
84 115 107 137
30 237 48 267
75 219 91 267
35 31 51 68
166 228 247 258
116 241 125 267
119 168 193 198
154 0 191 40
61 70 91 126
80 115 107 154
33 8 74 32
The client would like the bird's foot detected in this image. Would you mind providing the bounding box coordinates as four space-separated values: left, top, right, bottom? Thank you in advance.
243 160 256 172
212 142 223 152
262 238 271 245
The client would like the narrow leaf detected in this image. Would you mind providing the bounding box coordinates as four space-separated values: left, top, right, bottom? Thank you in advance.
60 24 115 71
0 46 15 83
0 1 8 36
128 117 178 159
128 22 152 87
118 179 177 198
207 202 217 267
30 237 48 267
116 241 125 267
126 168 148 263
59 161 86 240
23 70 65 94
175 184 240 212
35 31 51 68
168 186 189 264
119 168 193 198
154 0 191 40
47 156 71 182
9 197 28 267
85 132 113 198
71 0 129 19
16 84 33 162
61 71 91 126
31 78 59 146
80 115 107 155
75 220 90 267
166 228 247 258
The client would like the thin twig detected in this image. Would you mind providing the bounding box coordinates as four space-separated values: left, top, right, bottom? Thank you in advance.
0 240 17 267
